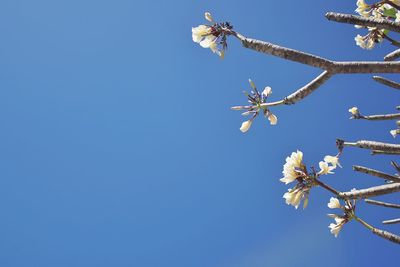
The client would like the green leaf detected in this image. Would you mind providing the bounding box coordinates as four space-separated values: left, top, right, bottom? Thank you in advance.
383 8 397 18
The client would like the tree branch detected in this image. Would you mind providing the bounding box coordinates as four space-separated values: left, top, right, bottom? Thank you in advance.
356 113 400 121
371 150 400 155
365 199 400 209
383 218 400 224
232 32 334 69
353 165 400 183
372 76 400 90
385 48 400 61
325 12 400 33
339 183 400 199
372 228 400 244
343 140 400 152
354 215 400 244
284 71 333 104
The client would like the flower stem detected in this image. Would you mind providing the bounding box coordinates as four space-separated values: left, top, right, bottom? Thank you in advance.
353 215 374 231
313 179 340 196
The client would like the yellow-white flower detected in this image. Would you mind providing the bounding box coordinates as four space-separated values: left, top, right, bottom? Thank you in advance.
356 0 370 17
283 188 303 209
280 150 303 184
204 12 213 22
318 160 335 175
327 197 341 209
348 106 359 116
240 120 252 133
390 129 399 138
268 113 278 125
200 35 217 49
192 25 212 43
329 217 346 237
324 155 342 168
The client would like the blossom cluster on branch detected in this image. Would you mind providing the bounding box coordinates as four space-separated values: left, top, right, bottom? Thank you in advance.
191 8 400 244
355 0 400 49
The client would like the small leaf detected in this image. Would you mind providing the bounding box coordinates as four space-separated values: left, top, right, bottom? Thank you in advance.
383 8 397 18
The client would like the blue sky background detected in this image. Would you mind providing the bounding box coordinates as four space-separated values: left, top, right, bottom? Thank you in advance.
0 0 399 266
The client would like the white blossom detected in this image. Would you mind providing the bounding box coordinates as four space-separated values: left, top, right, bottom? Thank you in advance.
354 34 375 50
318 160 335 175
262 86 272 97
283 188 303 209
268 113 278 125
329 217 346 237
396 12 400 23
356 0 370 17
240 120 252 133
327 197 341 209
204 12 213 22
324 155 342 168
192 25 212 43
280 150 303 184
390 129 399 138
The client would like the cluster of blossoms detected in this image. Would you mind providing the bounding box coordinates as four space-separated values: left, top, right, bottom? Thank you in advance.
279 150 354 237
327 197 356 237
231 79 278 133
354 0 400 49
192 12 233 58
280 151 341 210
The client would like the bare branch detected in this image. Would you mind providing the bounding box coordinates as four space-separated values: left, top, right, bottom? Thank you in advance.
325 12 400 33
339 183 400 199
343 140 400 152
372 228 400 244
365 199 400 209
385 48 400 61
391 161 400 172
372 76 400 90
284 71 332 104
383 218 400 225
353 165 400 183
354 215 400 244
371 150 400 155
332 61 400 73
232 32 334 69
357 113 400 121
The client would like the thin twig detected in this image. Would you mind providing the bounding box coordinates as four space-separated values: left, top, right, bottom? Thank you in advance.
372 228 400 244
391 161 400 172
339 183 400 199
358 113 400 121
353 165 400 183
343 140 400 152
284 71 332 104
313 178 340 195
371 150 400 155
365 199 400 209
372 76 400 90
354 215 400 244
385 48 400 61
383 218 400 224
325 12 400 33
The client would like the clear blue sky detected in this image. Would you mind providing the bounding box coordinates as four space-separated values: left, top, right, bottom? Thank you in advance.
0 0 398 266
